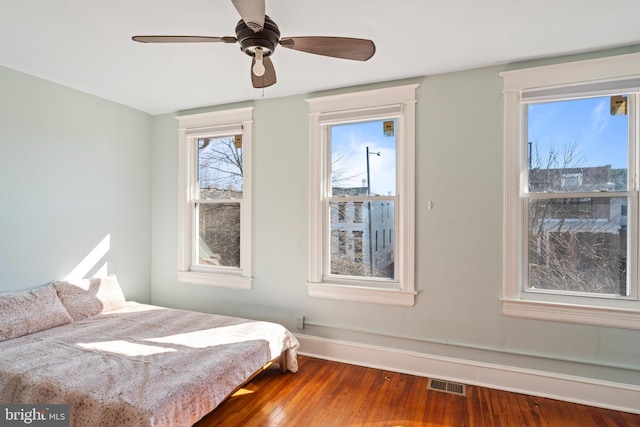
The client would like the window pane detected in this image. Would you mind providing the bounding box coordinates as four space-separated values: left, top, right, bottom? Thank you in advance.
197 203 240 267
330 200 395 279
330 119 396 196
527 197 627 295
198 136 243 199
527 96 628 192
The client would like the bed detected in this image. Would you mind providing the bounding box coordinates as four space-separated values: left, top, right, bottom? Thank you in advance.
0 275 299 427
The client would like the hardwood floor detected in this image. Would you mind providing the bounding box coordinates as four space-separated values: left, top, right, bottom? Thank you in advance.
195 355 640 427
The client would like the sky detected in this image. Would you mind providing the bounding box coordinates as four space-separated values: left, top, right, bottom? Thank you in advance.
197 98 628 197
527 95 629 170
330 119 396 196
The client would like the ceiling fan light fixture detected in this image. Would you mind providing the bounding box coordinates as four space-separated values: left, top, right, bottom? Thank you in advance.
253 47 266 76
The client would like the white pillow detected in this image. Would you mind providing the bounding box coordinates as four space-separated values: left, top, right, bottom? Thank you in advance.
53 275 126 321
0 284 73 341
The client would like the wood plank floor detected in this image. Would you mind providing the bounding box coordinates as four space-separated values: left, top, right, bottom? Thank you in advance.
195 355 640 427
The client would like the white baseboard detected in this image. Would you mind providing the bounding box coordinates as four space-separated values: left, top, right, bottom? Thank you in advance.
295 334 640 415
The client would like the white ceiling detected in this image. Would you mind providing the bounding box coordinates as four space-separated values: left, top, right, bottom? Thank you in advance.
2 0 640 115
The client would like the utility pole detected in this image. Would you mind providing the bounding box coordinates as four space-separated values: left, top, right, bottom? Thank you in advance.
366 146 380 276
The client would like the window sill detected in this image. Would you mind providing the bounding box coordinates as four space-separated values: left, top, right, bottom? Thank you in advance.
177 270 252 290
501 298 640 330
308 282 416 306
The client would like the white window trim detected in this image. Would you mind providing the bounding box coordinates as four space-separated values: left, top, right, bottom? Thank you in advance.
500 52 640 329
176 108 253 289
306 84 418 306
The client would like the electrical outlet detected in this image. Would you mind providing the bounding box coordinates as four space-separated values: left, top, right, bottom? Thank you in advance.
295 315 305 329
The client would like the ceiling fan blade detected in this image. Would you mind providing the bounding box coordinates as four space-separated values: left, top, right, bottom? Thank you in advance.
251 56 276 88
231 0 265 33
132 35 236 43
279 36 376 61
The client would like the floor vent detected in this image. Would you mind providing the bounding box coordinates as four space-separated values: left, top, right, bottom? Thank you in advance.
428 378 467 396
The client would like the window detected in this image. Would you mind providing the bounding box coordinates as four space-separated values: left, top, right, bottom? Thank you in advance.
354 202 363 223
177 108 253 289
307 84 418 306
501 52 640 329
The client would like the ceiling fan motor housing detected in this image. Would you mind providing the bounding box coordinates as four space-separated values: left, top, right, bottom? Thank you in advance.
236 15 281 57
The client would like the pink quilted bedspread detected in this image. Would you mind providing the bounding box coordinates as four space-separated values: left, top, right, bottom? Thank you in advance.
0 302 299 426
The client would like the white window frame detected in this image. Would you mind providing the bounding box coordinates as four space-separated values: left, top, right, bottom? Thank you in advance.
306 85 418 306
176 108 253 289
500 52 640 329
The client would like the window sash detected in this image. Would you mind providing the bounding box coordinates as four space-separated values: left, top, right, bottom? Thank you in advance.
520 92 639 301
522 194 635 298
187 132 244 273
522 93 638 194
322 115 399 283
189 135 245 272
192 199 242 270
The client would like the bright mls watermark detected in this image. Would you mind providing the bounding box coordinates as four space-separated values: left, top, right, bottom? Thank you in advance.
1 405 69 426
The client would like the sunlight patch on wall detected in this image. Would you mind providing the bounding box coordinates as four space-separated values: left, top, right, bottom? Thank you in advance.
63 234 110 281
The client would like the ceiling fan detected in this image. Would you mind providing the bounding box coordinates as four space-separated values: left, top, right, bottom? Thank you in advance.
132 0 376 89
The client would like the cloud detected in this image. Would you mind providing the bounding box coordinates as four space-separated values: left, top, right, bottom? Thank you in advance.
586 99 609 139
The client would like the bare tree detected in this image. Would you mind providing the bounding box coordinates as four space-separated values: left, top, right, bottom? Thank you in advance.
527 140 626 295
199 137 243 196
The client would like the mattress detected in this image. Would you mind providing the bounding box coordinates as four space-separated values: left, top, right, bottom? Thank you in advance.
0 301 299 427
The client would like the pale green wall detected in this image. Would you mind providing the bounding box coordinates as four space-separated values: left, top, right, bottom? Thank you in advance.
149 55 640 386
0 66 152 301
